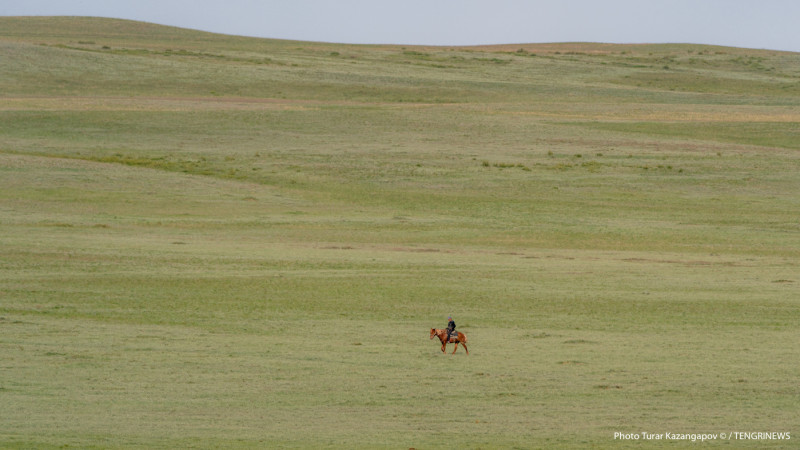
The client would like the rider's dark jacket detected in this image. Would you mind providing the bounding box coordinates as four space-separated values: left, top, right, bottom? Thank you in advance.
447 320 456 336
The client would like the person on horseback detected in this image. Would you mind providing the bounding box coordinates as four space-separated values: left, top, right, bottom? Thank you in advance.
446 316 456 342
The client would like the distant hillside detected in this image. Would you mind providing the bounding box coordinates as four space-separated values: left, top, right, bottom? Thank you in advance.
1 16 798 102
2 16 796 55
0 16 312 52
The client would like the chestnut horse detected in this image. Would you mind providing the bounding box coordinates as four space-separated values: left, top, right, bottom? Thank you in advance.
430 328 469 355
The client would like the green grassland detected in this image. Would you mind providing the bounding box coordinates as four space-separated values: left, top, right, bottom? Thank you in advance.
1 17 799 448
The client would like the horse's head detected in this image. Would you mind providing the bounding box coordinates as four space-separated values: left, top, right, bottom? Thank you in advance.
430 328 436 339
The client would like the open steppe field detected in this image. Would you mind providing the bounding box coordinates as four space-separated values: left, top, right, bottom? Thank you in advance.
1 17 799 448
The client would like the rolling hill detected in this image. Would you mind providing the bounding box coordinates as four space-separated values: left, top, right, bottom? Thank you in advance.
1 16 798 448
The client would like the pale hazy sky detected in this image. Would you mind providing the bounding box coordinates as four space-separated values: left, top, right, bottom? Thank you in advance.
2 0 799 52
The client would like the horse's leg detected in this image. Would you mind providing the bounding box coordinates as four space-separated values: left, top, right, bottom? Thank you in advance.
462 343 468 355
452 342 459 354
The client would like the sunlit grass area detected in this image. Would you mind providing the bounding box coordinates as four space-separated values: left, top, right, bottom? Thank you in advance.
1 17 798 448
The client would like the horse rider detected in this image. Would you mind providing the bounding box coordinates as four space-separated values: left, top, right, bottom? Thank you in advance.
446 316 456 342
